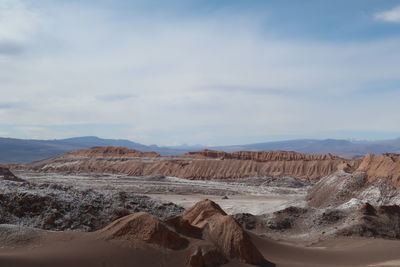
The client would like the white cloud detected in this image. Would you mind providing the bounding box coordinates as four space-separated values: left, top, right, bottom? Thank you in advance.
375 6 400 22
0 1 399 144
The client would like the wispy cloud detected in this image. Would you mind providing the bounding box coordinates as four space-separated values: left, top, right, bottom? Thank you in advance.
0 41 24 55
375 6 400 22
96 94 137 102
15 126 46 132
0 102 27 110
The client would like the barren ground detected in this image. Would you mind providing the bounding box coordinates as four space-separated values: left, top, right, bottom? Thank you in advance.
5 170 400 266
15 171 310 215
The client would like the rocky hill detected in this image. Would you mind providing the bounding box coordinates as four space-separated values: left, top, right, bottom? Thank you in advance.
234 168 400 242
27 147 360 180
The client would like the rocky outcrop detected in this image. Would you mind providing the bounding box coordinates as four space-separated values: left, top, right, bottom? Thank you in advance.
307 170 400 208
339 203 400 239
258 169 400 242
28 147 359 180
261 201 400 241
307 171 368 208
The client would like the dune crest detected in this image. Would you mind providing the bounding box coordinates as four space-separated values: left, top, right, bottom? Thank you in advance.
95 199 273 266
97 212 188 250
180 199 270 265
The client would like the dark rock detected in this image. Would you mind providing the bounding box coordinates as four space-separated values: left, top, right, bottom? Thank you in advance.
316 209 345 225
0 180 184 232
268 217 292 230
361 203 377 216
233 213 257 230
0 167 26 182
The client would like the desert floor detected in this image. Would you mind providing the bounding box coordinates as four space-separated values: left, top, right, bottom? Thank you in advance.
5 171 400 267
0 229 400 267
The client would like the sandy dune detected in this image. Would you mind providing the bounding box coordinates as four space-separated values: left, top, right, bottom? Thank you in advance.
1 228 400 267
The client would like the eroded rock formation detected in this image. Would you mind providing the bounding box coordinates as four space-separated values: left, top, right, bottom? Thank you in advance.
357 153 400 187
23 147 400 189
187 149 340 161
27 147 360 180
66 146 160 157
307 170 400 208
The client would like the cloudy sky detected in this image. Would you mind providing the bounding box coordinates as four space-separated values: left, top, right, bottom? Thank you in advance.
1 0 400 146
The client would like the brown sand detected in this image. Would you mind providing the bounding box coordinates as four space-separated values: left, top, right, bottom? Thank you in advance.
2 231 400 267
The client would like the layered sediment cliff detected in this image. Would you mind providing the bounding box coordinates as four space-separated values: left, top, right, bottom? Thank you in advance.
27 147 360 180
27 147 400 186
66 146 160 158
356 153 400 187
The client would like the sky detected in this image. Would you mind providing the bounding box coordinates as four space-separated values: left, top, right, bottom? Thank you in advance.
1 0 400 146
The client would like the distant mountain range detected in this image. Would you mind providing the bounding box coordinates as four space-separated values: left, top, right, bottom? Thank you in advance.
0 136 188 164
0 136 400 164
215 138 400 158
